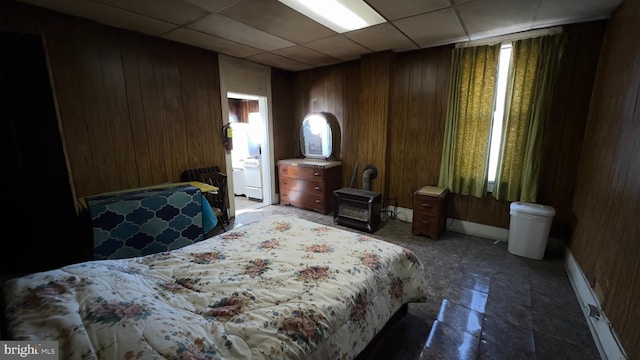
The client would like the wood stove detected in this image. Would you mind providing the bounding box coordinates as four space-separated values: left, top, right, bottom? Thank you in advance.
334 187 381 233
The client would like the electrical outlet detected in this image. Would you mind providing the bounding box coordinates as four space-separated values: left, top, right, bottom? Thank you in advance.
587 304 601 319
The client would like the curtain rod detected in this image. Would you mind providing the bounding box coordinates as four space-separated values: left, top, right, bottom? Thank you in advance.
456 26 563 48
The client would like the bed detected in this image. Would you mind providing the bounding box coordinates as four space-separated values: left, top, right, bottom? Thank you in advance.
3 215 428 359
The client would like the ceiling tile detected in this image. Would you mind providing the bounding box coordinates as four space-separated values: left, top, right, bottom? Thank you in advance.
163 28 262 57
457 0 538 40
246 52 313 72
182 0 240 13
366 0 452 21
305 35 373 61
94 0 209 25
273 46 342 67
532 0 623 28
16 0 623 72
19 0 177 36
345 23 419 52
394 8 468 48
189 13 295 51
220 0 336 44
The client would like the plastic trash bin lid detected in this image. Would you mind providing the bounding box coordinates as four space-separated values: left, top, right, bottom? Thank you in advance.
510 202 555 216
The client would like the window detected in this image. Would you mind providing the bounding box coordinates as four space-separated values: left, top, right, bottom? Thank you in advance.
486 43 512 192
439 32 566 202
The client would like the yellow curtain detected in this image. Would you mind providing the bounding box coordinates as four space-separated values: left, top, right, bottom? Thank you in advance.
493 33 567 202
439 45 500 197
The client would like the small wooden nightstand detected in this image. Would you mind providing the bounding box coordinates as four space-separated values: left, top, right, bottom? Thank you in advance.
411 186 449 240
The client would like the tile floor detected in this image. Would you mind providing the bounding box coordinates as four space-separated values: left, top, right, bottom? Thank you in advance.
214 204 602 360
233 195 267 215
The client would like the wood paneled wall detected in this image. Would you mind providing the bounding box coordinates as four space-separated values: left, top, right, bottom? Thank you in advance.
291 22 604 235
387 46 451 207
356 51 393 194
271 68 298 163
292 61 360 188
570 0 640 357
1 2 226 199
228 98 259 123
538 21 607 238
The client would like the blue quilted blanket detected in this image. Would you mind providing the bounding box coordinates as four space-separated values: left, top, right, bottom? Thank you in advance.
87 184 215 259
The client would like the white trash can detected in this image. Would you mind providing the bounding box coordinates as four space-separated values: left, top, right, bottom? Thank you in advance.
508 202 555 260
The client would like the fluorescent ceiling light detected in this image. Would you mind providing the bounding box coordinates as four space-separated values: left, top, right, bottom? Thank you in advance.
279 0 386 33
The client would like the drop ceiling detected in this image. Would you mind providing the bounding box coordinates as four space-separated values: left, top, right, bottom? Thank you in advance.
17 0 623 72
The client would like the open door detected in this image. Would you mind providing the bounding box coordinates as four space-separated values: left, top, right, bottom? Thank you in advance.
226 93 271 215
218 54 275 220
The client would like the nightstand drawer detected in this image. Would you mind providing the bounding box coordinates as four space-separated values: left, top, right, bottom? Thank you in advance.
413 195 444 215
411 212 441 239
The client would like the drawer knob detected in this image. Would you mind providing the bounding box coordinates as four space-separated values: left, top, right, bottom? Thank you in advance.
315 200 321 203
314 186 320 190
421 203 433 208
420 220 430 225
313 172 320 176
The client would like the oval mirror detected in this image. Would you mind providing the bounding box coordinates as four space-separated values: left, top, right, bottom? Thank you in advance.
300 112 334 159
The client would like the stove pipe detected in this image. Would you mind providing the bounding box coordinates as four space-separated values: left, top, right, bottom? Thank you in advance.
362 164 378 191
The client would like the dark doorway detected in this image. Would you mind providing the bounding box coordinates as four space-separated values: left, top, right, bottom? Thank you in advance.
1 32 87 274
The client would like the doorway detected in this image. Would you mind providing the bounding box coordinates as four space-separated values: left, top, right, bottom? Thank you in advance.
227 92 270 215
2 32 85 272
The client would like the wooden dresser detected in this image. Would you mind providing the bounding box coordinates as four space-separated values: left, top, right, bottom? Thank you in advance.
412 186 449 240
278 158 342 215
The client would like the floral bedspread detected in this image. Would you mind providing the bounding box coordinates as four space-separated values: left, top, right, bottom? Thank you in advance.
4 215 428 359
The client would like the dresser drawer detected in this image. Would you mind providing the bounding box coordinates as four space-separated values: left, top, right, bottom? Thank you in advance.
279 176 325 195
279 163 324 181
280 189 328 213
